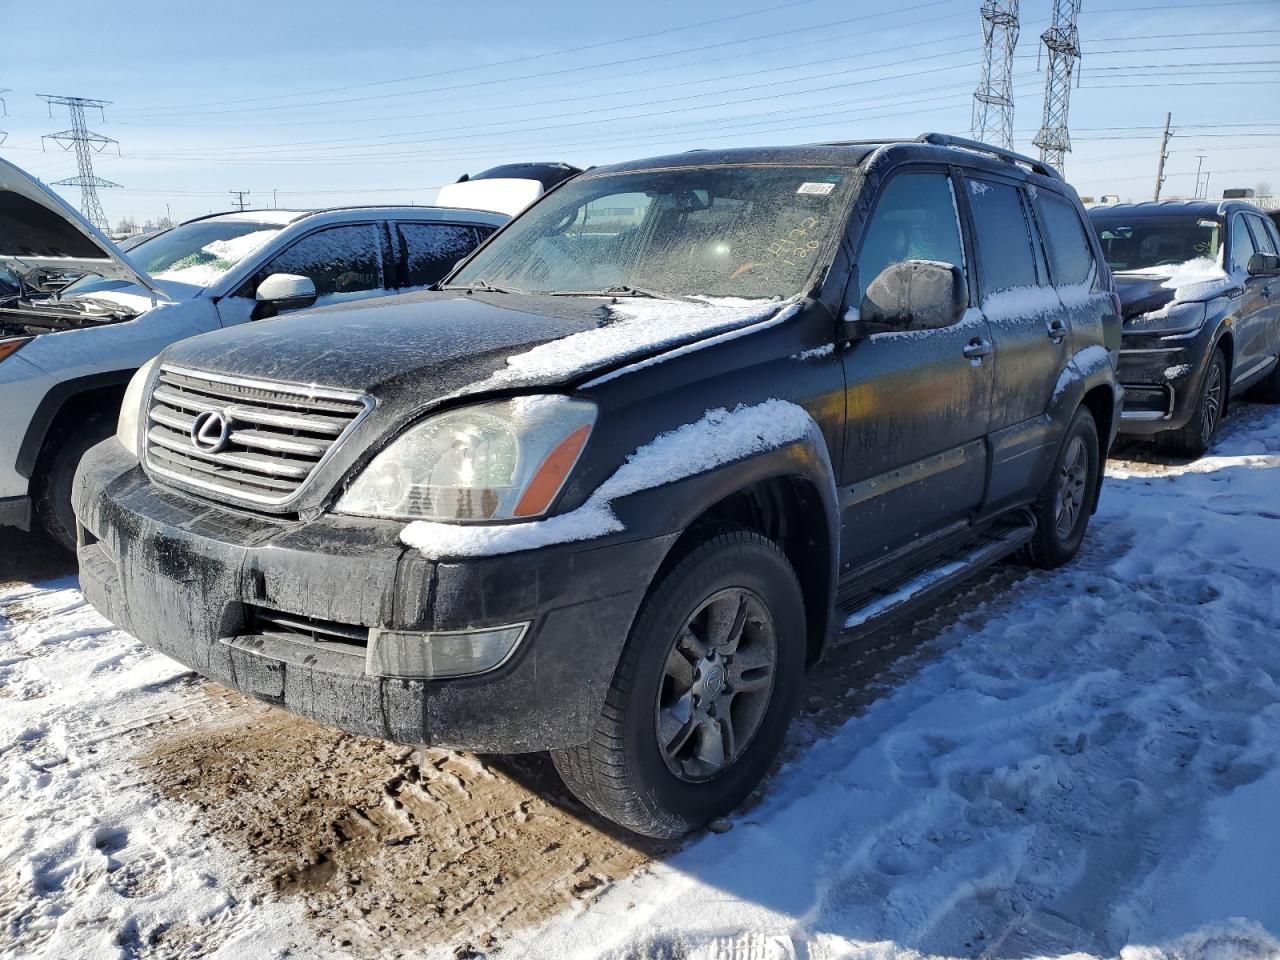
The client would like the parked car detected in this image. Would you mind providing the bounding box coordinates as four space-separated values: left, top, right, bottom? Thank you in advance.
74 134 1121 838
437 161 583 216
0 156 508 548
1089 201 1280 456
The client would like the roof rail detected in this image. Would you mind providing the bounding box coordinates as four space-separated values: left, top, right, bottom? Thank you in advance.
818 132 1062 181
916 134 1063 181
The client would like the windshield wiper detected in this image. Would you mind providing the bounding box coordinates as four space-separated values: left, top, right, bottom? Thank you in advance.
548 284 701 304
442 279 525 295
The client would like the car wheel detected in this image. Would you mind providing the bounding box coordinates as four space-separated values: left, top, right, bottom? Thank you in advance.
1244 354 1280 404
1019 406 1100 570
35 414 114 552
551 527 805 839
1155 348 1228 458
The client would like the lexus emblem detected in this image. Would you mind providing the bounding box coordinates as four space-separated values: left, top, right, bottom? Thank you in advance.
190 409 232 453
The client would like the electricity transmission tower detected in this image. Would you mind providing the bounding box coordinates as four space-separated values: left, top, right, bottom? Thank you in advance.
971 1 1020 150
39 94 121 232
1032 0 1082 173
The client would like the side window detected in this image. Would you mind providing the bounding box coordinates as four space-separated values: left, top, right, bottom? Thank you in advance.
1034 191 1098 286
254 224 384 301
1263 217 1280 254
965 177 1038 296
854 171 966 305
397 223 482 288
1229 214 1256 274
1246 215 1276 256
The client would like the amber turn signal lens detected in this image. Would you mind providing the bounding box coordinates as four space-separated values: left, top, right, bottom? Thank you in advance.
0 338 31 363
513 423 592 518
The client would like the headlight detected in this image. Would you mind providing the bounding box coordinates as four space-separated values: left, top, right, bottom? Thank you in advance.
1123 301 1207 337
0 337 32 364
336 396 596 522
116 357 158 459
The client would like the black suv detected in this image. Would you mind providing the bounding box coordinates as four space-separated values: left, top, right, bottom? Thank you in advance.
1089 201 1280 456
74 134 1121 838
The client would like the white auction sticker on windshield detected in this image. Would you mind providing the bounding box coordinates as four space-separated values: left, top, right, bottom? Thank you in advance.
796 182 836 195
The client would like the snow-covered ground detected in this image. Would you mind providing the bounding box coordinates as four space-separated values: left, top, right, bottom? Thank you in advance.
4 406 1280 959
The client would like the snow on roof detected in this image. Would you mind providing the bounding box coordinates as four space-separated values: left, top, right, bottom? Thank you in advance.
205 210 308 225
401 399 818 557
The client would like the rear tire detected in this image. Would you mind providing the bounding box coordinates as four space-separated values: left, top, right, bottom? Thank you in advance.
1244 355 1280 404
1019 406 1100 570
551 527 805 839
1155 348 1228 458
34 414 114 552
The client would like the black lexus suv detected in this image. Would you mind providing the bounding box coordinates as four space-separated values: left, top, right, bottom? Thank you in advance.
1089 201 1280 456
74 134 1121 838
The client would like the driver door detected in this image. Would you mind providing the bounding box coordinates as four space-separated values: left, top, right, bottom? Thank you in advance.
839 167 994 571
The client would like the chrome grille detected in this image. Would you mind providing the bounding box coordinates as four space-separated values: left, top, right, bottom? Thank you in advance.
144 365 372 508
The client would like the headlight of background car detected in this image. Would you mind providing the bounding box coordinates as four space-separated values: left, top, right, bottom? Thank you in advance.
1123 300 1207 337
336 396 596 522
116 357 159 459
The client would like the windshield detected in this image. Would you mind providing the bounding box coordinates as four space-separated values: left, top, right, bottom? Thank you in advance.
449 165 855 300
63 220 282 294
1090 214 1222 272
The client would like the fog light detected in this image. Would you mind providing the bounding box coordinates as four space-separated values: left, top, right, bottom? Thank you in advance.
366 623 528 678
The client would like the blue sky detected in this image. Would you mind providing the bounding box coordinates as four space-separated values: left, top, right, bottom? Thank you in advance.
1 0 1276 226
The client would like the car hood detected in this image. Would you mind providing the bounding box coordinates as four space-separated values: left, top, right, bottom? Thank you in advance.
162 290 792 406
1112 271 1177 320
0 157 167 300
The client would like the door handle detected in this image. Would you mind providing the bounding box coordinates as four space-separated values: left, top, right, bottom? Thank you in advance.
1047 318 1068 342
963 338 992 360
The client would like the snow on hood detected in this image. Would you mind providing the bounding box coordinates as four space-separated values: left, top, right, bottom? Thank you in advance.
0 157 166 299
473 296 793 391
1119 257 1235 304
401 399 817 557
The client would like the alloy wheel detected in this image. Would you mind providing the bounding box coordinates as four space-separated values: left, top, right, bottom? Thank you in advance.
655 587 778 783
1201 359 1224 441
1054 435 1089 540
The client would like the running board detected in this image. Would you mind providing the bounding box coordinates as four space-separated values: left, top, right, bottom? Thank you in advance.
834 517 1035 644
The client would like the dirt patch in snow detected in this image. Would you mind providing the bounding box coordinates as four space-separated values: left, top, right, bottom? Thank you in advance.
137 685 670 956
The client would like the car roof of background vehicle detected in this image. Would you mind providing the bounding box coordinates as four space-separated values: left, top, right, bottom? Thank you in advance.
175 205 509 228
467 162 583 190
1088 200 1261 220
0 156 167 299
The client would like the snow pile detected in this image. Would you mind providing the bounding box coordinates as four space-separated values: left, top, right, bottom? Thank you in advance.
153 229 279 287
401 399 817 558
477 296 792 390
510 406 1280 959
0 579 322 959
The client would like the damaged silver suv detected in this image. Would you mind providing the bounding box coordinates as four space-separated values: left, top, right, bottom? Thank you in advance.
74 135 1122 838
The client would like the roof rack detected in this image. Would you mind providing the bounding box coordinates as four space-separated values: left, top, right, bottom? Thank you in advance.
819 132 1063 181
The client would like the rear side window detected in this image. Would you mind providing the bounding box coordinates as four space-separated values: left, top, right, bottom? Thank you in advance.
398 223 483 288
255 223 385 301
1229 214 1257 274
965 178 1038 296
854 171 966 305
1034 191 1097 286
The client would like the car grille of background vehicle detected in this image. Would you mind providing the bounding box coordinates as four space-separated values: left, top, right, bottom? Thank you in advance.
143 366 371 508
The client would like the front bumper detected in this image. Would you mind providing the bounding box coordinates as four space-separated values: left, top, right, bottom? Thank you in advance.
1116 330 1211 436
73 439 674 752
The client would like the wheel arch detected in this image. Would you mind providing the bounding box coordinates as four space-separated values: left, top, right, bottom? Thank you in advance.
17 370 134 479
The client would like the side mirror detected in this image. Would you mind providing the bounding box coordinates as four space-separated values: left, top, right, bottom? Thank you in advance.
1247 252 1280 277
858 259 967 333
255 273 318 312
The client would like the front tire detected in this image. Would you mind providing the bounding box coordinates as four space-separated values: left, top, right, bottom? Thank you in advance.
551 527 805 839
34 414 114 552
1020 406 1100 570
1155 348 1227 458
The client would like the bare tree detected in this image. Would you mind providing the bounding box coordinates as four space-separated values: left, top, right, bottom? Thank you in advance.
1256 180 1273 199
114 216 138 235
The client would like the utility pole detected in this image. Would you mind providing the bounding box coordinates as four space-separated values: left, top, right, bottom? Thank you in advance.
1153 112 1172 201
39 94 121 232
1193 154 1207 200
0 89 9 146
1033 0 1082 174
229 190 250 212
272 188 278 209
972 1 1020 150
165 202 172 226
